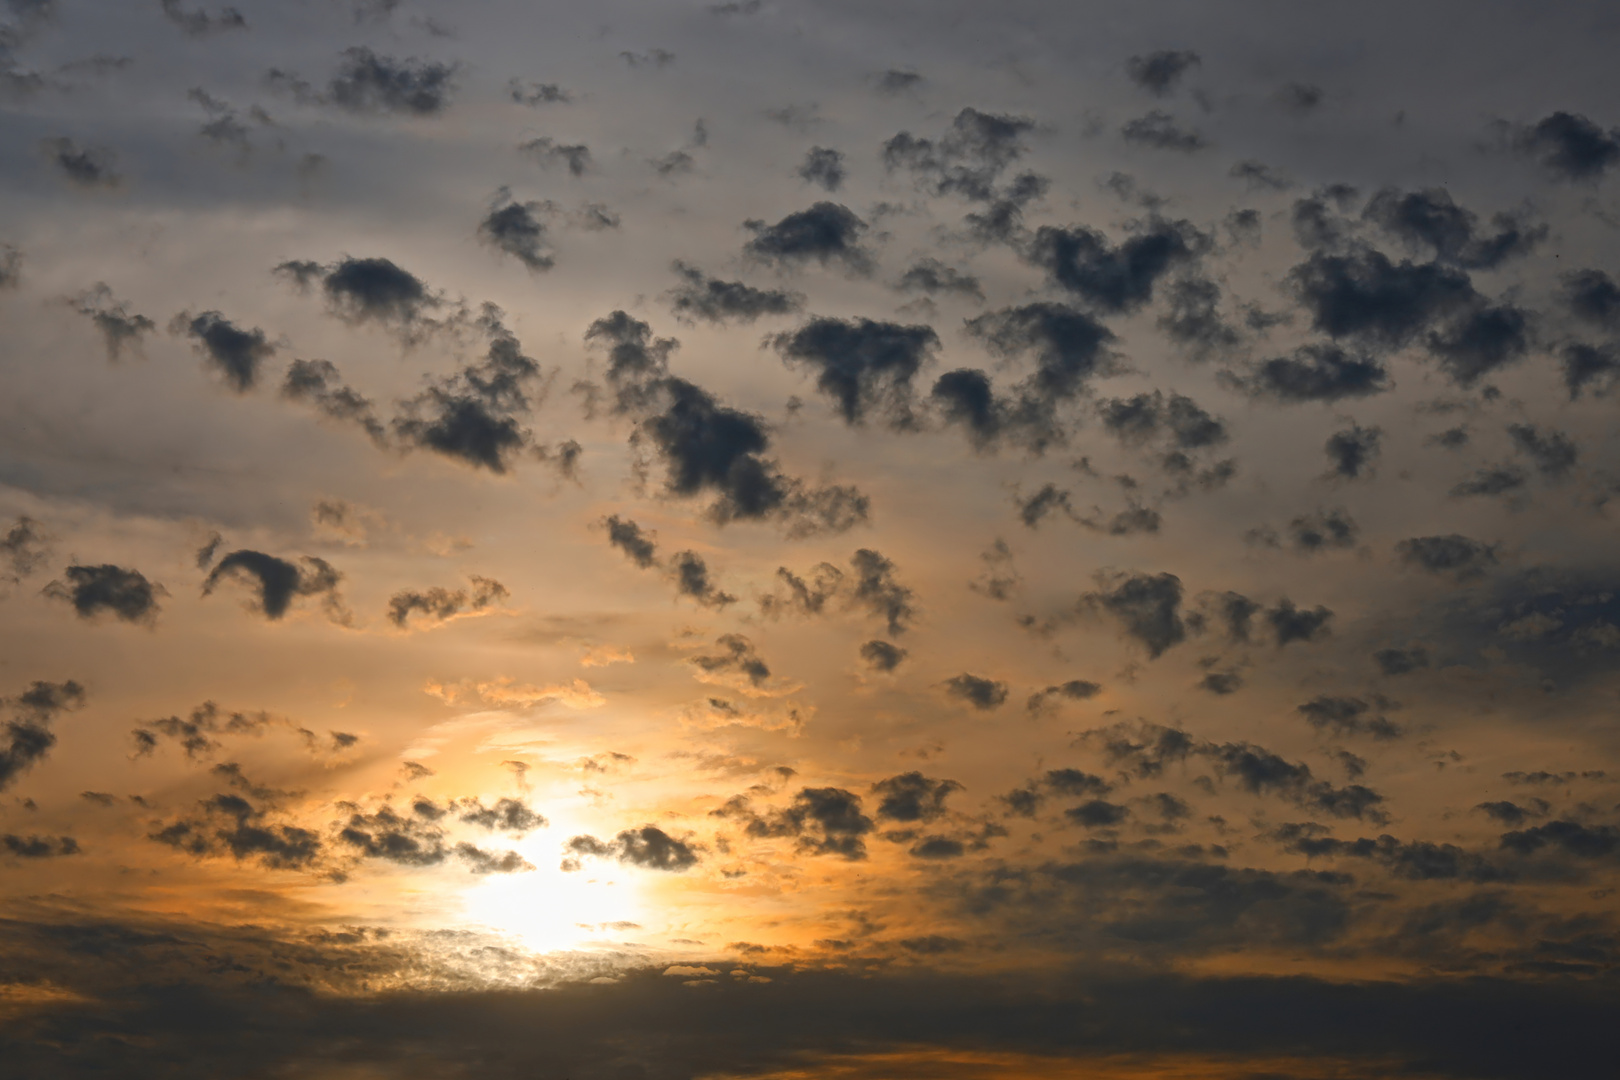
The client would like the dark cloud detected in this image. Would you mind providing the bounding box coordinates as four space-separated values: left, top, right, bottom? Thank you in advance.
1067 799 1130 827
1450 465 1527 498
1120 111 1206 153
201 550 346 622
1 516 50 580
1296 695 1403 739
586 310 868 534
155 793 321 870
42 565 163 625
1425 302 1531 386
271 48 458 117
507 79 571 105
392 306 547 473
1374 645 1431 676
386 576 508 629
1500 820 1620 859
742 202 873 274
849 549 915 635
618 49 675 69
1097 391 1227 451
1273 826 1503 882
603 514 659 569
1476 800 1546 827
518 136 592 175
337 806 444 867
1083 572 1185 658
0 244 18 289
797 146 845 191
1506 422 1578 477
1228 343 1390 403
457 797 546 834
1092 720 1385 821
691 634 770 687
665 261 802 324
454 843 534 875
1562 268 1620 329
859 639 906 672
276 255 446 340
1027 218 1206 315
1027 679 1102 714
872 772 961 823
709 0 762 15
882 107 1034 202
1289 185 1361 250
159 0 245 36
281 358 387 444
68 284 155 360
478 191 555 272
1229 159 1293 191
565 825 699 871
1198 670 1244 695
962 170 1050 243
670 551 737 609
1323 423 1381 479
1363 188 1544 269
1156 277 1241 357
650 149 694 178
131 701 272 761
1125 50 1200 95
1560 342 1620 399
719 786 874 860
1267 599 1334 646
895 258 982 300
768 317 939 429
1 833 79 858
1287 248 1477 351
1509 111 1620 181
1276 81 1324 112
942 673 1008 710
873 69 923 95
1396 535 1498 581
0 680 86 792
172 311 274 393
42 136 120 187
1286 509 1359 553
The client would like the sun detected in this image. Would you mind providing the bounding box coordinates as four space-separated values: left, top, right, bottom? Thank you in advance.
459 834 645 954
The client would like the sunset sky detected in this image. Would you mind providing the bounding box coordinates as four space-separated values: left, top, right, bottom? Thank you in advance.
3 1 1619 1076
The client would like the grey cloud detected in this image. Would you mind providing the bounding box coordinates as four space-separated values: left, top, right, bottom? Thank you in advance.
0 244 18 288
337 806 444 867
1363 188 1544 269
895 258 982 299
1287 509 1358 553
1084 571 1185 658
156 793 322 870
1561 343 1620 399
479 191 555 272
619 49 675 69
1323 423 1381 479
670 551 737 609
718 786 874 860
743 202 873 274
603 514 658 569
132 701 272 760
1287 247 1477 351
386 576 507 629
1066 799 1130 827
882 107 1035 201
172 310 274 393
1450 465 1527 498
1276 82 1324 113
507 79 571 105
270 48 458 117
873 69 923 95
457 797 546 834
276 255 447 341
1267 599 1334 646
1156 277 1241 357
1509 111 1620 181
850 548 915 635
1425 303 1531 386
1027 679 1102 714
42 564 163 625
0 679 86 792
872 772 961 823
1125 49 1200 95
454 843 534 875
518 136 592 175
1374 645 1431 676
201 550 346 622
1120 110 1207 153
1396 535 1498 581
2 833 79 858
1296 695 1403 739
1505 422 1577 477
1028 218 1206 315
666 261 803 324
768 316 940 429
1 516 50 580
281 358 388 445
942 673 1008 710
797 146 845 191
42 137 119 187
565 825 698 871
1228 343 1390 403
1229 160 1293 191
68 284 155 360
159 0 245 36
1097 391 1227 451
691 634 770 686
1562 268 1620 329
859 639 906 672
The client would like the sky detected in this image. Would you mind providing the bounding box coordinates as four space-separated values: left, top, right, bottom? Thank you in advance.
2 1 1620 1076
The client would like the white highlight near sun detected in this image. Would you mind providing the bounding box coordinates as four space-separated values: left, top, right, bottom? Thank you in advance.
459 832 644 954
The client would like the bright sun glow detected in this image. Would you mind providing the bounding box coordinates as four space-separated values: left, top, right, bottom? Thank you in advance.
459 834 645 954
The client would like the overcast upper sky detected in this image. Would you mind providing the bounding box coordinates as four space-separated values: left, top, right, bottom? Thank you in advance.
3 1 1620 1077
